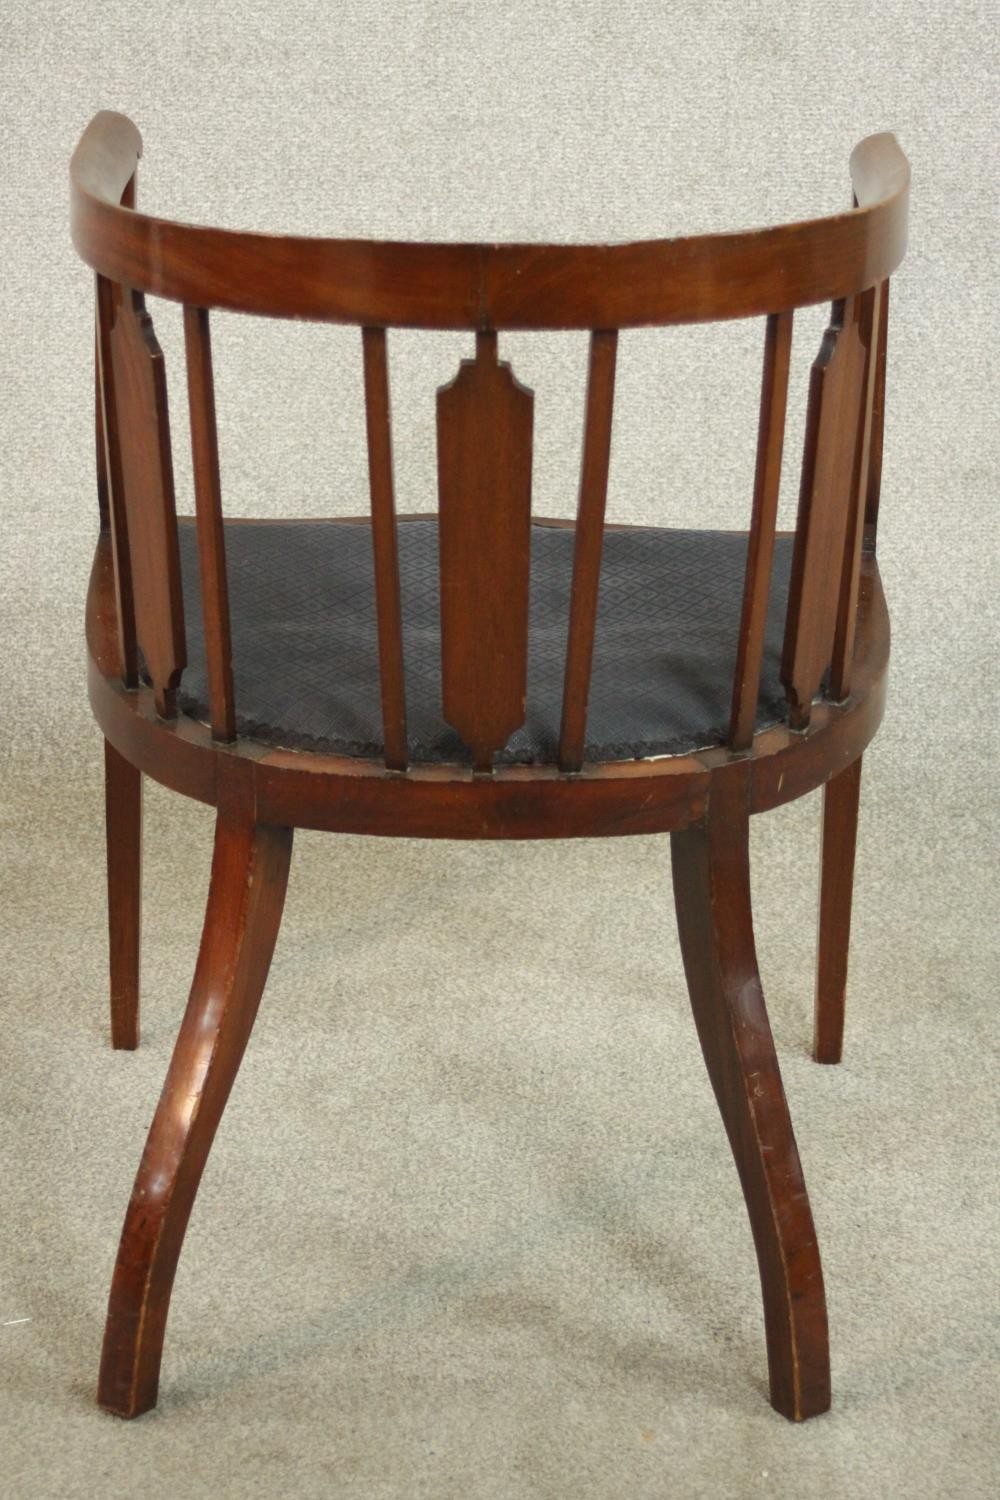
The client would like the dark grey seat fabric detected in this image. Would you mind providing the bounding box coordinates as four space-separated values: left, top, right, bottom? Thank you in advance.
175 518 793 765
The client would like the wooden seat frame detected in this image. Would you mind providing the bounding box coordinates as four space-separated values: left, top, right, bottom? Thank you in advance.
71 113 909 1422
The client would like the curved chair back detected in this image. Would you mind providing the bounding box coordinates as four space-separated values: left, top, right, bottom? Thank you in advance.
72 112 909 772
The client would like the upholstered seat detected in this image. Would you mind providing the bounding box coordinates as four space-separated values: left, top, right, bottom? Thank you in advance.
176 518 794 764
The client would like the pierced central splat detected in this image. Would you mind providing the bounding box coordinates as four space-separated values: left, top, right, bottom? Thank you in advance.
436 331 534 771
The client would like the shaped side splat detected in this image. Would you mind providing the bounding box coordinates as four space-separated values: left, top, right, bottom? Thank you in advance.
99 279 185 717
782 298 867 728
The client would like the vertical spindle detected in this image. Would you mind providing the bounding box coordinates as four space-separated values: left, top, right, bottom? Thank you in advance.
729 310 794 750
362 326 408 770
184 305 236 741
558 329 619 773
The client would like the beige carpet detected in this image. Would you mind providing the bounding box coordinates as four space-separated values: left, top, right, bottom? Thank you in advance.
1 2 997 1496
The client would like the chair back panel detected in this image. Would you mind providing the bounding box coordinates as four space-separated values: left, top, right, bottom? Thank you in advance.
79 115 908 768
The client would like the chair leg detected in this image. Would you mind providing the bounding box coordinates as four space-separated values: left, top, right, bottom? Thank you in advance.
670 769 830 1421
814 756 863 1064
105 739 142 1050
97 809 293 1419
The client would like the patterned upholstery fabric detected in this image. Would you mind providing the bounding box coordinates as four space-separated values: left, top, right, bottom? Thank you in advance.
175 519 793 764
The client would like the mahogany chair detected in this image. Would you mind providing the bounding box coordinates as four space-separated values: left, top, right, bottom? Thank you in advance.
70 112 909 1422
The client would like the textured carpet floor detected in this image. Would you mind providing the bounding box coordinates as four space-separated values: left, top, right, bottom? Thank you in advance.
1 2 997 1496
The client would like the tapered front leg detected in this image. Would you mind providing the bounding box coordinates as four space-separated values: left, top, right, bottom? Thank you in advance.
98 810 293 1419
814 756 863 1064
105 739 142 1050
671 769 830 1421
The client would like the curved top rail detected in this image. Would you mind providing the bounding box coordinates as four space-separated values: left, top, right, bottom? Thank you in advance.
71 112 909 330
